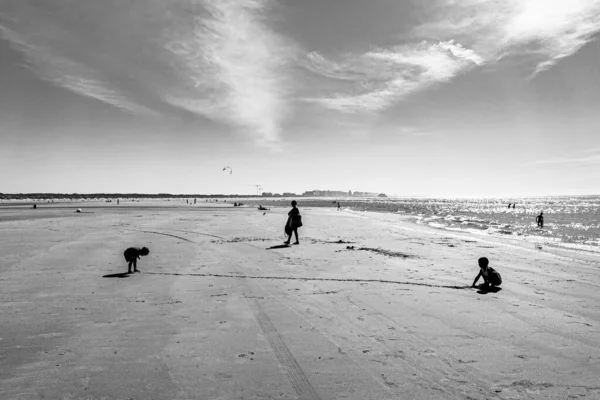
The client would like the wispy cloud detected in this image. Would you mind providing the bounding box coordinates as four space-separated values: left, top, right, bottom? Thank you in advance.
302 0 600 113
163 0 295 147
0 0 296 147
302 40 483 112
3 0 599 142
528 153 600 166
0 23 152 115
416 0 600 76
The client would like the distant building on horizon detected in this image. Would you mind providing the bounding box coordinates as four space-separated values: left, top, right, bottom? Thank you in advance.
301 190 385 198
259 190 387 198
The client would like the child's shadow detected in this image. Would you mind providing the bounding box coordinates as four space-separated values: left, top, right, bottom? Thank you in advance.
267 244 291 250
102 272 130 278
477 286 502 294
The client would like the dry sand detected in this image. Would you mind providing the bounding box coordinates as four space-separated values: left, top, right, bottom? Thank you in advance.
1 203 599 399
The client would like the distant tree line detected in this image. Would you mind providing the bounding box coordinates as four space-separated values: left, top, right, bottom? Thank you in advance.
0 191 386 200
0 193 265 200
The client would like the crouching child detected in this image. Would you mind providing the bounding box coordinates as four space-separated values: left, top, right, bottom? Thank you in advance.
472 257 502 290
124 247 150 273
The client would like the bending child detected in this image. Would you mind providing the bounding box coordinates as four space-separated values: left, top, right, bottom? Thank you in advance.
124 246 150 273
472 257 502 290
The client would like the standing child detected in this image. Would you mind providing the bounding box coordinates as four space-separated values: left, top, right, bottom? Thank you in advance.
284 200 302 245
472 257 502 290
536 211 544 228
124 247 150 273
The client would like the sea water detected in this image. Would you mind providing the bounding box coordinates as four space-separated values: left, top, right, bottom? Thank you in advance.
267 196 600 254
355 196 600 253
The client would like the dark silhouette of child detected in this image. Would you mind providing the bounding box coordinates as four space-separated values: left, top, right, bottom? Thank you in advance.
536 212 544 228
124 247 150 273
284 200 301 245
472 257 502 290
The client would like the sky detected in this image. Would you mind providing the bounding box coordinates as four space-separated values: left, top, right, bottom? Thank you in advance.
1 0 600 197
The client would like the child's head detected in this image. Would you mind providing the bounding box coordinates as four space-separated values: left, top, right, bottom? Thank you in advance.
140 247 150 256
291 200 297 207
478 257 489 269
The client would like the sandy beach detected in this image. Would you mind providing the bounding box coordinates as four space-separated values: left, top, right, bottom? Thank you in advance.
1 203 599 399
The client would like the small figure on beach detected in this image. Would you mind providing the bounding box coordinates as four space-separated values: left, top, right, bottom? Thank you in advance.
117 199 119 205
536 212 544 228
472 257 502 290
512 203 516 209
258 205 269 211
33 204 37 209
284 200 302 245
508 203 511 209
124 247 150 273
337 202 341 211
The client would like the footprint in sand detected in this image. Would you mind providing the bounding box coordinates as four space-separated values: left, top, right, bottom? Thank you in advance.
238 352 255 361
515 354 535 360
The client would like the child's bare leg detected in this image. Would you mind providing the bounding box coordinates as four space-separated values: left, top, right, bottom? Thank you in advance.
133 258 138 272
127 260 133 273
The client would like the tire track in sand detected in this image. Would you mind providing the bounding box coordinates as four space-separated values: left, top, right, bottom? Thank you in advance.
248 298 321 400
207 245 321 400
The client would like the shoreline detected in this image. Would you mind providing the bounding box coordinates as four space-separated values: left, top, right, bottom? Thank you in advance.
3 200 600 262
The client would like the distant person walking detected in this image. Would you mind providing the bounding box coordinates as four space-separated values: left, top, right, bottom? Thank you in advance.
508 203 512 209
512 203 516 209
536 211 544 228
337 202 341 211
284 200 302 245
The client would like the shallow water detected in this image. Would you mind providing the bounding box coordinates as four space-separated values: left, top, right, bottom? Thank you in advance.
259 196 600 253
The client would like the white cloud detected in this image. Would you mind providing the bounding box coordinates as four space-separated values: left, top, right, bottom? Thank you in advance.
303 0 600 113
0 24 152 115
416 0 600 76
163 0 294 147
300 51 374 81
0 0 296 147
302 40 482 112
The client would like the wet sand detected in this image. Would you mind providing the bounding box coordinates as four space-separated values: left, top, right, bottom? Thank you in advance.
1 203 599 399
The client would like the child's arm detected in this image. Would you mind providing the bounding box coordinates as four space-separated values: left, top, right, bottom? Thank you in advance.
471 271 482 287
